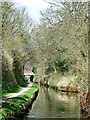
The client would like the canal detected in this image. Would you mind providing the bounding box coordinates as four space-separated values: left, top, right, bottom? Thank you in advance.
23 86 81 119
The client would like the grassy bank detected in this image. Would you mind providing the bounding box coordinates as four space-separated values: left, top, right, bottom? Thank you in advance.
1 83 38 120
2 78 28 98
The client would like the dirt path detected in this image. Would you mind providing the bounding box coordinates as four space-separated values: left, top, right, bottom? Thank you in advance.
2 82 33 100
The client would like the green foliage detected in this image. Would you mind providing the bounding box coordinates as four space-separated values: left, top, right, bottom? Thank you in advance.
0 114 2 120
32 83 38 88
55 59 70 73
2 80 21 94
32 66 37 73
2 74 28 95
45 65 54 75
20 77 28 87
2 110 8 117
2 97 27 118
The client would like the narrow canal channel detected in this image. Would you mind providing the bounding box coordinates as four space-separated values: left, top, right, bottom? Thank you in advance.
23 86 81 119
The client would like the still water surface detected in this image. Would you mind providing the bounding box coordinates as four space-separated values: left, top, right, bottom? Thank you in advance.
24 86 80 119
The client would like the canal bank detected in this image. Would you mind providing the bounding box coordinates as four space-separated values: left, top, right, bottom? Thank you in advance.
1 83 39 120
40 82 89 118
38 73 89 118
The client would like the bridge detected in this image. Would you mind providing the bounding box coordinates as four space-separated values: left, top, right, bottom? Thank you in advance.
24 72 34 82
24 72 34 76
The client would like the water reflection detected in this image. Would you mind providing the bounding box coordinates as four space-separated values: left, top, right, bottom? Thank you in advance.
24 86 80 119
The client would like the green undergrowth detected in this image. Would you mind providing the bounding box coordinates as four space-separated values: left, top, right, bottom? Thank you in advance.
2 78 28 98
20 78 28 87
2 83 38 120
2 81 21 94
2 84 22 98
0 114 2 120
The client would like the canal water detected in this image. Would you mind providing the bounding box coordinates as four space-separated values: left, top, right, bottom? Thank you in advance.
23 86 81 119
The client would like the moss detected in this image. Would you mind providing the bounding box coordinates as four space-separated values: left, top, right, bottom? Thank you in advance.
13 57 25 85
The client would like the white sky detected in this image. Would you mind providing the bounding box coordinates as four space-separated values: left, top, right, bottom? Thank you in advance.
12 0 50 22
